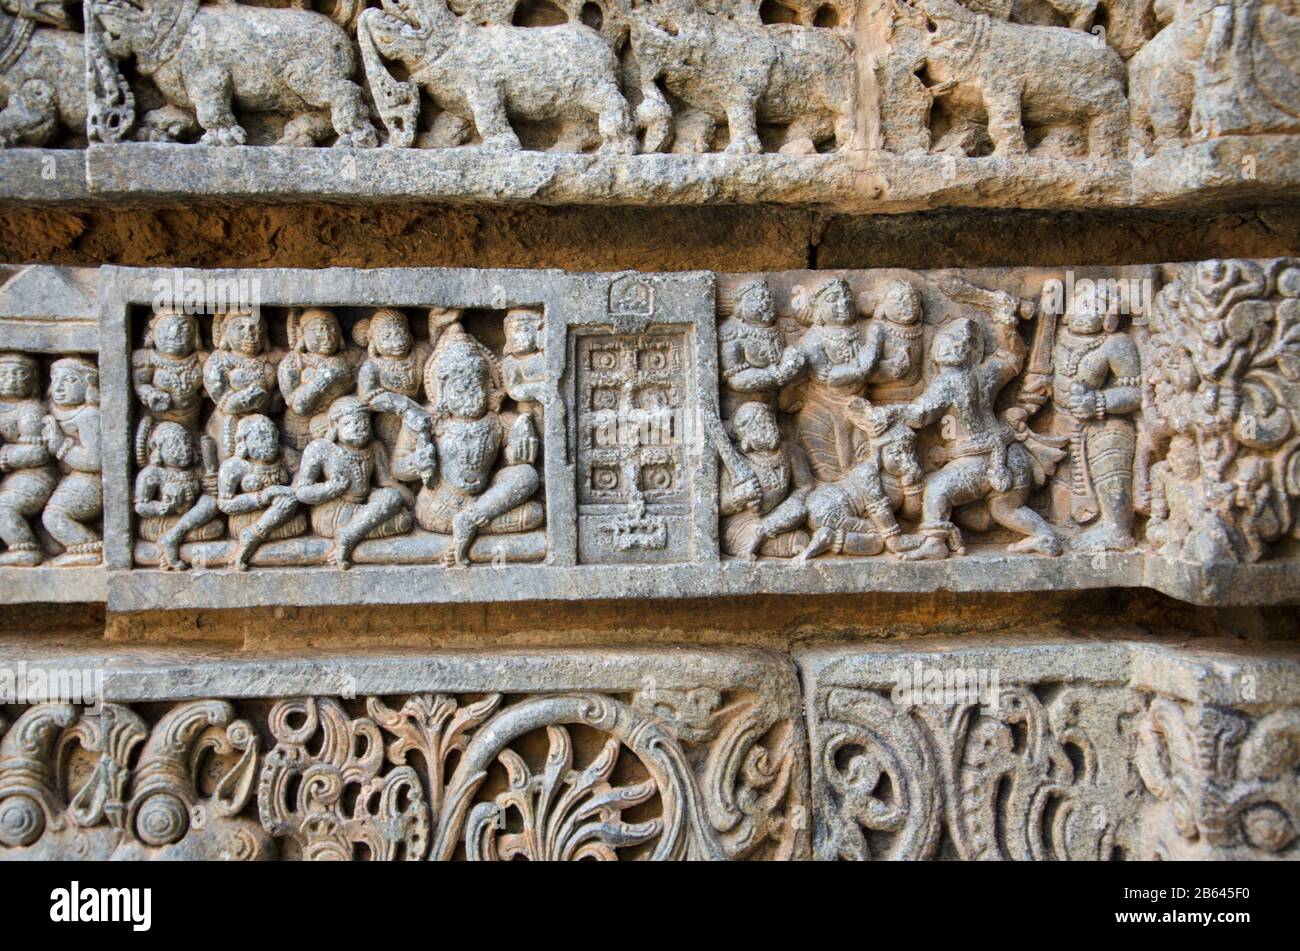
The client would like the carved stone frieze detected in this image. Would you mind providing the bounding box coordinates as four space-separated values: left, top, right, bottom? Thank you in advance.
0 646 809 861
0 0 1298 210
801 638 1300 861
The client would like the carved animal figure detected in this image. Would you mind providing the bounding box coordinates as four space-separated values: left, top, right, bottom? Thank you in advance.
0 0 85 147
357 0 635 152
627 0 857 154
87 0 378 146
1127 0 1222 157
893 0 1127 158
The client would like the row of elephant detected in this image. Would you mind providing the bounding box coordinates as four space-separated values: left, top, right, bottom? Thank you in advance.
1 0 1295 158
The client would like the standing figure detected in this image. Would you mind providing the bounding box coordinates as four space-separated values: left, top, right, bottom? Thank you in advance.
278 308 354 451
718 279 805 418
392 324 543 568
800 400 925 560
1052 286 1142 552
217 414 305 572
41 357 104 566
355 308 431 457
132 308 209 469
134 421 223 571
0 353 54 565
501 308 550 435
204 311 282 461
787 279 878 482
293 397 414 570
719 402 812 559
898 278 1062 560
863 279 925 393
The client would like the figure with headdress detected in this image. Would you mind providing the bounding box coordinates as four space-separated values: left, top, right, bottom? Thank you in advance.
0 352 55 565
719 402 812 559
718 278 806 418
784 278 882 482
293 396 414 570
134 421 224 571
40 357 104 566
203 310 282 461
1052 283 1142 552
897 277 1064 560
217 413 305 571
132 307 210 471
501 307 550 434
355 307 431 456
863 278 925 393
277 308 354 452
390 316 543 568
799 399 924 560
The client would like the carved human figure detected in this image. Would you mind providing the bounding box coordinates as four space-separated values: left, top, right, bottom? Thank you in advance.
800 400 924 560
898 278 1062 559
132 308 208 466
863 279 925 392
0 352 54 566
217 414 305 571
719 402 812 559
501 308 549 434
134 420 222 571
718 279 806 418
786 279 877 482
40 357 103 566
277 308 354 451
1052 286 1142 551
356 307 432 456
204 312 282 461
293 397 414 570
390 324 543 568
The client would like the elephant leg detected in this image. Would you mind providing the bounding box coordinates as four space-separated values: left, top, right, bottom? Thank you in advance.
186 66 246 146
284 65 378 148
983 82 1026 157
635 82 674 153
580 80 635 155
724 99 763 155
1087 106 1125 160
466 85 520 150
1127 82 1154 159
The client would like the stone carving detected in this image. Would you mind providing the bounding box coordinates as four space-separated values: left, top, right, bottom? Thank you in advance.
359 0 635 152
119 301 547 572
0 649 809 861
628 0 857 154
1138 258 1300 564
86 0 378 146
1135 698 1300 859
0 0 84 147
0 351 106 567
719 401 811 558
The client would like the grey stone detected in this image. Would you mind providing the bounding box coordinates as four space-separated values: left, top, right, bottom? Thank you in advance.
0 643 808 860
798 636 1300 860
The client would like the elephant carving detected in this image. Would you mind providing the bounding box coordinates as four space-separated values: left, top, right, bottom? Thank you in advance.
0 0 85 147
358 0 636 152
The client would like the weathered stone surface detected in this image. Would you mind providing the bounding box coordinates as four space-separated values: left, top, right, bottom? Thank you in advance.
799 637 1300 860
0 1 1297 212
0 265 104 601
0 644 808 860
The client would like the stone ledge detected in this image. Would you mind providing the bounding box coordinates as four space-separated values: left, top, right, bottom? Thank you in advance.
1 137 1295 213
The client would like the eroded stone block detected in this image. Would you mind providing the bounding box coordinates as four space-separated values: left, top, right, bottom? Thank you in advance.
800 638 1300 860
0 645 808 860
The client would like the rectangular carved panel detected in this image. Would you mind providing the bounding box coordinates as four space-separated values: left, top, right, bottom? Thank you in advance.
0 646 808 861
799 639 1300 861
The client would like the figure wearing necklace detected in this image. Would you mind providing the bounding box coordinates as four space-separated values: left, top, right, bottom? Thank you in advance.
204 311 282 462
355 307 431 456
41 357 104 566
0 352 54 565
293 397 414 570
134 421 224 571
719 402 812 559
217 414 305 571
132 308 209 469
863 279 925 394
278 308 354 452
718 278 806 418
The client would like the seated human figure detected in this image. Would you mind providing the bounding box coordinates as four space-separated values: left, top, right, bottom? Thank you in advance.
390 323 543 568
799 399 924 560
217 414 305 571
133 421 224 571
719 401 812 559
293 397 414 570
